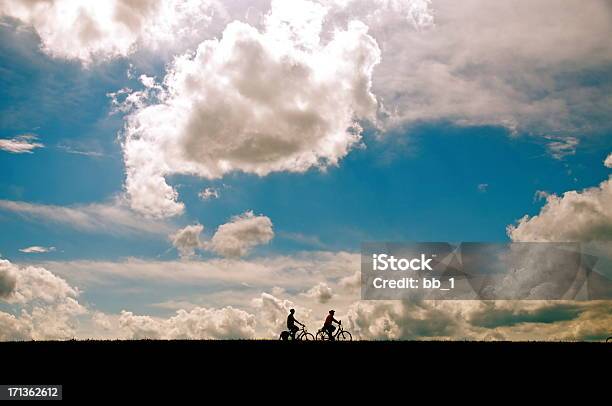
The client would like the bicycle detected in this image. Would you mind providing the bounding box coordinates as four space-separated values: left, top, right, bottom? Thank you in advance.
315 321 352 341
279 325 315 341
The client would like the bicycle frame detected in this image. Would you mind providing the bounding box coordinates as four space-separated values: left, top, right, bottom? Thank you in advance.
321 322 344 340
295 326 308 339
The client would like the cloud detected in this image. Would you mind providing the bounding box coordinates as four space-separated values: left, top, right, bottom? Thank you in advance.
477 183 488 193
0 198 171 235
251 292 295 337
545 136 579 160
170 223 204 259
0 260 17 299
507 176 612 242
0 258 87 340
356 0 612 135
605 153 612 168
169 212 273 258
0 134 43 153
0 311 31 341
0 0 223 64
198 187 219 201
19 246 56 254
339 271 360 291
119 306 256 339
303 282 334 303
4 253 609 341
345 299 612 341
346 300 466 340
205 211 274 258
325 0 435 30
121 0 381 217
0 260 79 304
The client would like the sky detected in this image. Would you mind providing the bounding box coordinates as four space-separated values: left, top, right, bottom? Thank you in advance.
0 0 611 341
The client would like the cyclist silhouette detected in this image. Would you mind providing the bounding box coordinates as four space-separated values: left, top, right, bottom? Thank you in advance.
287 309 304 339
322 310 340 340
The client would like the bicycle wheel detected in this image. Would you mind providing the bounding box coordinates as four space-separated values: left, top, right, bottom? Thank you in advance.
337 331 352 341
316 330 328 341
301 332 315 341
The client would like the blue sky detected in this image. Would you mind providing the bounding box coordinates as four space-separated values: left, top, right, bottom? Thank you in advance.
2 31 611 261
0 0 611 341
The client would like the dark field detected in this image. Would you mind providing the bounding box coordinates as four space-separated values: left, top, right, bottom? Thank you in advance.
0 340 609 400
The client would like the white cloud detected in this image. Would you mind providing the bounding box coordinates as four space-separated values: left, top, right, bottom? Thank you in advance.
119 306 256 339
338 271 360 291
357 0 612 135
477 183 488 193
251 292 295 337
170 223 204 259
345 299 612 341
0 0 223 64
0 312 32 341
0 260 17 299
169 212 273 258
605 153 612 168
199 187 219 201
303 282 334 303
545 136 579 160
19 246 56 254
0 258 87 340
205 211 274 258
121 0 381 217
324 0 434 30
0 134 43 153
3 253 609 341
0 198 171 235
507 176 612 242
0 259 79 304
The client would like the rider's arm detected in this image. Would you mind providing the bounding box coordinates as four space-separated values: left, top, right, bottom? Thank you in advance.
296 319 304 326
333 317 340 324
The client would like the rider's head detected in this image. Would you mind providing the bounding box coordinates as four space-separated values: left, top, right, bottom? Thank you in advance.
329 310 335 315
290 309 295 314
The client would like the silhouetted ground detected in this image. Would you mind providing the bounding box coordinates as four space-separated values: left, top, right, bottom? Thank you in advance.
0 340 609 401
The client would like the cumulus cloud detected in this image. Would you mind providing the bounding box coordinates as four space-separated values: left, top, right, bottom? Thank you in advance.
19 246 56 254
121 0 381 217
0 260 79 304
0 134 43 153
251 292 315 338
346 300 467 340
169 212 273 258
205 211 274 258
0 0 223 64
170 223 204 259
0 260 17 299
339 271 360 291
605 153 612 168
252 292 293 337
507 176 612 242
303 282 334 303
0 198 171 235
345 299 612 341
119 306 256 339
0 258 86 340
